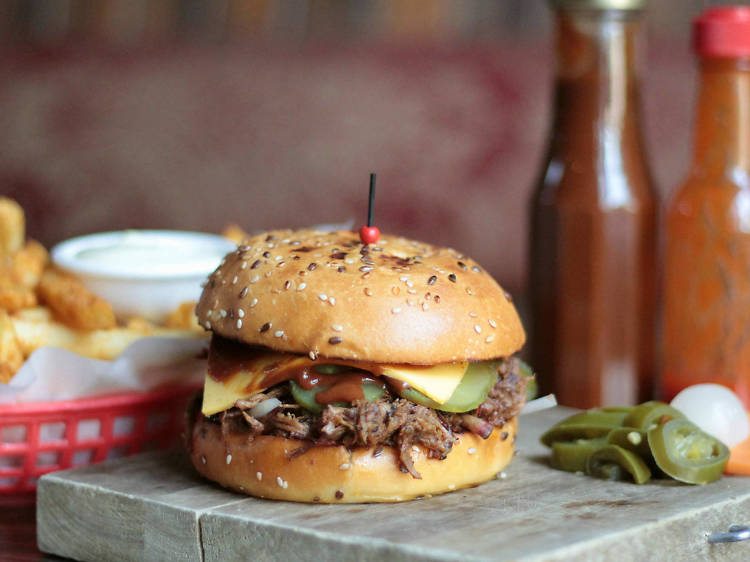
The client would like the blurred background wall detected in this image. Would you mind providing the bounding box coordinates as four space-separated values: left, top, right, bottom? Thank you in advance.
1 0 746 296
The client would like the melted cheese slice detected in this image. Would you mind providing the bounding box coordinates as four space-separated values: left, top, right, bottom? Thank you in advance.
202 353 468 415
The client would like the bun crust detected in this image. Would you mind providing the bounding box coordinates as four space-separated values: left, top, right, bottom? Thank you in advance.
197 230 524 364
189 415 517 503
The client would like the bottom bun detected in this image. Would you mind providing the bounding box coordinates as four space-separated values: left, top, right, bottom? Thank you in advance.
189 415 518 503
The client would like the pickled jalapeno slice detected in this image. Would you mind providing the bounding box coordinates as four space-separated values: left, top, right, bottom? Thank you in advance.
623 401 685 431
606 427 651 461
647 420 729 485
540 410 629 447
519 359 538 401
585 445 652 484
551 438 607 472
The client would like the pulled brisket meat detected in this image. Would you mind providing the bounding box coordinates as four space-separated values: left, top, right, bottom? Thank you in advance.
205 357 527 478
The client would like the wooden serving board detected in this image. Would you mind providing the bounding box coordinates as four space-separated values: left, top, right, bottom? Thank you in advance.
37 407 750 561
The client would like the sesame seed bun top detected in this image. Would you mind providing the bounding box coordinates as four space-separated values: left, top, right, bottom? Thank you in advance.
196 229 525 364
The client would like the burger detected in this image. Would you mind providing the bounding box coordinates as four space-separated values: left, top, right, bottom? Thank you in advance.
187 229 528 503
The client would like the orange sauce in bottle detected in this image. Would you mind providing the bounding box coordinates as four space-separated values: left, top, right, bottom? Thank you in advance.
529 1 657 408
661 8 750 407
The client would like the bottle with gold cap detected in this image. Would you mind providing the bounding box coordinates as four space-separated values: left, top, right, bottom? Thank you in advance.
662 7 750 407
529 0 657 408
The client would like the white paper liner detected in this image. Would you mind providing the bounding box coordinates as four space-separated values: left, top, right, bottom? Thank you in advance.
0 336 207 405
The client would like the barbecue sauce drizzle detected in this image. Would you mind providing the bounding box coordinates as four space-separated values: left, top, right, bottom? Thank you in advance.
207 336 399 406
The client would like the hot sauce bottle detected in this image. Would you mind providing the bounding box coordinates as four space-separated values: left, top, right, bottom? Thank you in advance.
662 7 750 408
529 0 657 408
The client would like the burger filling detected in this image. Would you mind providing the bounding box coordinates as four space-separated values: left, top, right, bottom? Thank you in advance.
196 336 530 479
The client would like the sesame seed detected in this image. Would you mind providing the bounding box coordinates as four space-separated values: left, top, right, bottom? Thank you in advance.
219 309 227 318
427 275 437 285
232 276 238 284
359 266 373 272
308 350 318 360
335 490 344 499
466 288 473 295
251 259 262 269
284 280 291 290
240 261 248 270
406 280 414 288
238 309 245 318
308 262 317 271
448 484 456 490
263 251 270 258
226 454 233 464
472 265 481 273
250 297 258 308
344 258 355 265
260 323 271 333
339 463 350 470
458 261 467 270
422 303 429 311
485 335 495 343
364 288 373 296
448 273 457 283
337 266 346 273
489 319 497 328
467 448 476 455
391 287 400 296
392 307 402 314
332 324 343 332
204 320 211 329
412 445 420 453
239 287 248 298
474 325 482 334
201 455 207 464
283 481 288 489
236 319 243 329
319 294 328 301
328 336 343 345
274 330 284 338
275 255 283 261
329 297 336 306
277 476 284 487
469 312 478 318
250 275 259 283
399 276 408 282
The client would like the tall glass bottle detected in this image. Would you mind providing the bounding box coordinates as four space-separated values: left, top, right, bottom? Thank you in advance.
529 0 657 408
662 7 750 407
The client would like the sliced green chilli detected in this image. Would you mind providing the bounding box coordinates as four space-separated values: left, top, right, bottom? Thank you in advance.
518 359 538 401
586 445 652 484
623 401 686 431
551 438 607 472
647 419 729 485
540 410 629 447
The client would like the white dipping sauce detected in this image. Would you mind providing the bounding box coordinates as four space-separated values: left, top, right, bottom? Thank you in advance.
52 230 237 321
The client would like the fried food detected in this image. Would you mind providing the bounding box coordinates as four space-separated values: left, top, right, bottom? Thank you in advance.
10 240 48 288
164 301 201 332
221 224 248 244
10 316 200 361
0 279 37 312
0 197 25 255
37 268 116 331
0 310 24 382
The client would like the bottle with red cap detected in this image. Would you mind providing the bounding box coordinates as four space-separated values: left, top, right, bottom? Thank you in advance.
662 7 750 408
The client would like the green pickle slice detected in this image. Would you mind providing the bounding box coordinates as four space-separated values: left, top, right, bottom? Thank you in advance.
398 360 499 413
606 427 651 461
586 445 652 484
518 359 538 401
290 374 384 414
647 419 729 485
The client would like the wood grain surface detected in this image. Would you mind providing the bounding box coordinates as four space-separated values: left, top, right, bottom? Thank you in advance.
36 407 750 561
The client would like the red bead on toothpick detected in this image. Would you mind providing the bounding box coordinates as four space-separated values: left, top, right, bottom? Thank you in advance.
359 173 380 245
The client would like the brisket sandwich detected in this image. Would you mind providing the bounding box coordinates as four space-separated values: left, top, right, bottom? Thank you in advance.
188 229 528 503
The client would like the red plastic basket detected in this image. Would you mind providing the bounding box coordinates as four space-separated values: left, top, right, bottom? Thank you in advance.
0 385 198 493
